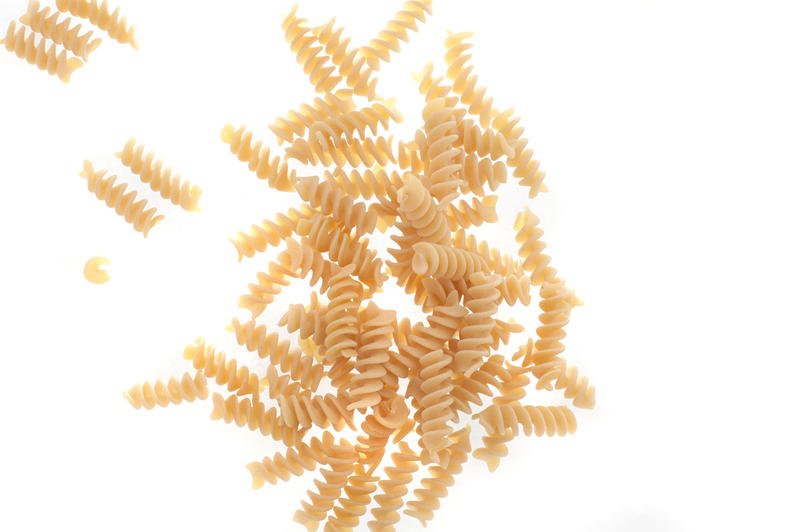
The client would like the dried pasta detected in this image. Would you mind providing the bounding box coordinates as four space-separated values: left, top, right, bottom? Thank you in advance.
82 255 110 284
1 21 83 83
124 371 208 410
20 1 101 61
55 0 138 49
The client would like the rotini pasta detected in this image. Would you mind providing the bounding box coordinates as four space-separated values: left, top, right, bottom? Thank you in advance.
55 0 138 49
348 302 396 411
1 21 84 83
183 338 260 398
453 272 501 375
270 91 356 144
209 393 308 447
514 207 557 285
287 134 397 168
294 176 378 236
278 390 356 431
325 464 379 531
79 160 163 237
310 99 403 141
281 5 342 94
124 371 207 410
359 0 433 70
220 125 295 192
83 255 110 284
445 195 499 231
367 441 420 532
19 1 101 61
313 18 377 99
397 173 452 245
411 242 489 279
294 441 356 532
246 431 335 487
422 97 464 202
228 204 314 261
417 348 454 463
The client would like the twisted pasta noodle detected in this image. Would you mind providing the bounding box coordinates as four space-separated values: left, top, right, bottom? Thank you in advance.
396 138 425 174
444 195 498 231
453 228 525 277
354 395 410 475
183 338 260 398
396 290 466 372
124 371 208 410
322 167 403 202
325 464 379 531
282 6 342 94
347 302 396 411
496 273 532 306
278 390 355 431
83 255 110 284
228 204 314 261
413 62 453 103
310 100 403 141
386 222 423 295
491 317 525 351
228 317 324 393
277 238 337 294
422 97 464 202
279 302 327 347
415 277 469 311
461 152 508 196
519 279 577 366
287 134 397 168
404 426 471 527
443 31 494 127
55 0 137 49
546 362 596 409
1 21 83 83
116 138 202 212
457 118 514 160
471 427 514 473
297 213 387 290
453 272 502 376
359 0 433 70
449 354 510 417
220 125 295 192
417 348 455 463
367 441 419 532
514 207 558 285
294 442 356 532
246 432 335 488
209 393 307 447
294 176 378 237
313 18 377 99
411 242 489 280
237 261 292 318
79 160 163 237
503 122 547 198
19 1 101 61
270 91 355 144
324 265 363 363
397 174 451 245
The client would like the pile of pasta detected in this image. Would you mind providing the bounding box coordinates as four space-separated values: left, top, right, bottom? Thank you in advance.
125 2 595 530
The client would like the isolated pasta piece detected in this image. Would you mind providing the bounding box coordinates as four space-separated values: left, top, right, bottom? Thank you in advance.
55 0 138 49
124 371 208 410
20 1 101 61
83 256 110 284
1 21 83 83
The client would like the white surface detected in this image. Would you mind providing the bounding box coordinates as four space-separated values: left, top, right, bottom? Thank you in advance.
1 1 799 531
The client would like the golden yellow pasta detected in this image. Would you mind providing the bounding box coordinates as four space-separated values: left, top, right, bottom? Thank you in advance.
294 441 357 532
514 207 557 285
209 393 308 447
444 195 498 231
270 91 356 144
325 464 379 531
228 204 315 261
124 371 208 410
397 173 452 245
183 338 260 399
294 176 378 236
411 241 489 279
313 18 377 100
287 133 397 167
19 0 101 61
282 5 341 94
220 124 295 192
359 0 433 70
421 97 464 202
367 442 419 532
79 160 163 237
82 256 110 284
1 21 83 83
55 0 138 49
246 432 335 487
309 99 403 141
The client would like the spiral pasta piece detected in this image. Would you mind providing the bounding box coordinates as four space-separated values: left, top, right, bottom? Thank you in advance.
367 441 420 532
246 432 335 488
359 0 433 70
458 118 514 160
277 238 338 294
422 97 464 202
295 176 378 237
281 5 342 94
355 395 410 472
209 393 307 447
55 0 137 49
453 272 501 376
443 31 494 128
413 61 453 103
270 91 355 144
294 442 356 532
396 290 466 372
278 390 355 431
513 207 559 285
83 255 110 284
476 403 577 440
411 242 489 280
287 134 397 168
183 338 260 398
453 228 525 277
445 195 498 231
19 1 101 61
115 138 202 212
310 100 403 142
279 302 327 348
79 160 163 237
324 265 363 363
228 205 314 261
1 21 84 83
325 464 379 531
323 167 403 202
238 261 292 318
449 354 510 417
417 349 455 462
313 18 377 99
496 273 532 306
220 125 295 192
396 138 425 174
124 371 208 410
404 426 471 526
394 174 449 247
471 427 514 473
460 152 508 196
345 302 396 411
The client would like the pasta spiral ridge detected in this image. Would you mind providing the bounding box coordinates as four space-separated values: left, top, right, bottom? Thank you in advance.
323 167 403 202
471 427 514 472
413 62 453 103
445 195 498 231
443 31 494 127
411 242 489 280
124 371 208 409
116 138 202 212
79 160 163 237
313 18 377 99
277 238 336 294
324 265 363 363
356 395 410 472
417 349 455 463
294 442 357 532
397 174 451 245
278 390 356 431
1 21 84 83
359 0 433 71
279 302 327 347
295 176 379 237
325 465 379 531
453 272 501 375
396 139 425 174
220 125 295 192
281 6 342 94
183 338 260 398
367 442 420 532
310 100 403 141
453 228 525 277
348 302 396 411
55 0 137 49
461 152 508 196
210 393 307 447
422 97 464 202
397 291 466 371
450 354 510 417
238 262 292 318
457 118 515 160
287 134 397 168
20 1 101 61
496 273 532 306
228 205 314 261
246 432 335 488
404 426 471 527
514 207 557 285
476 403 577 440
270 92 355 144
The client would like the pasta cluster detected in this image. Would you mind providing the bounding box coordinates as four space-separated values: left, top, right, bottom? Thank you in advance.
1 0 137 83
126 2 595 531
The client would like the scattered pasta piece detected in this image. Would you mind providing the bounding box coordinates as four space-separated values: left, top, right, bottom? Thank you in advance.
1 21 83 83
55 0 138 49
83 256 110 284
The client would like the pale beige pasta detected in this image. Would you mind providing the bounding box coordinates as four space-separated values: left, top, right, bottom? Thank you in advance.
209 393 308 447
278 389 356 431
411 242 489 279
270 91 356 144
79 160 163 237
396 138 426 174
220 125 295 192
347 302 396 411
453 228 525 277
286 134 397 168
322 167 403 202
397 173 452 245
183 338 260 398
294 441 357 532
367 441 420 532
55 0 137 49
417 349 455 463
313 18 377 100
470 427 514 473
228 204 315 261
294 176 379 236
355 395 410 472
444 195 499 231
443 31 494 127
281 5 341 94
83 256 110 284
1 21 83 83
396 290 466 372
359 0 433 70
514 207 558 285
124 371 207 410
413 61 453 103
323 265 363 363
453 272 502 376
19 1 101 61
310 99 403 141
246 432 335 487
279 303 327 347
277 238 337 293
449 354 510 417
457 117 515 160
237 261 292 318
421 97 464 202
461 152 508 196
325 464 379 531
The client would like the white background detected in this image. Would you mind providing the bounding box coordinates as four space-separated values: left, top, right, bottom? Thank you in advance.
1 1 799 531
